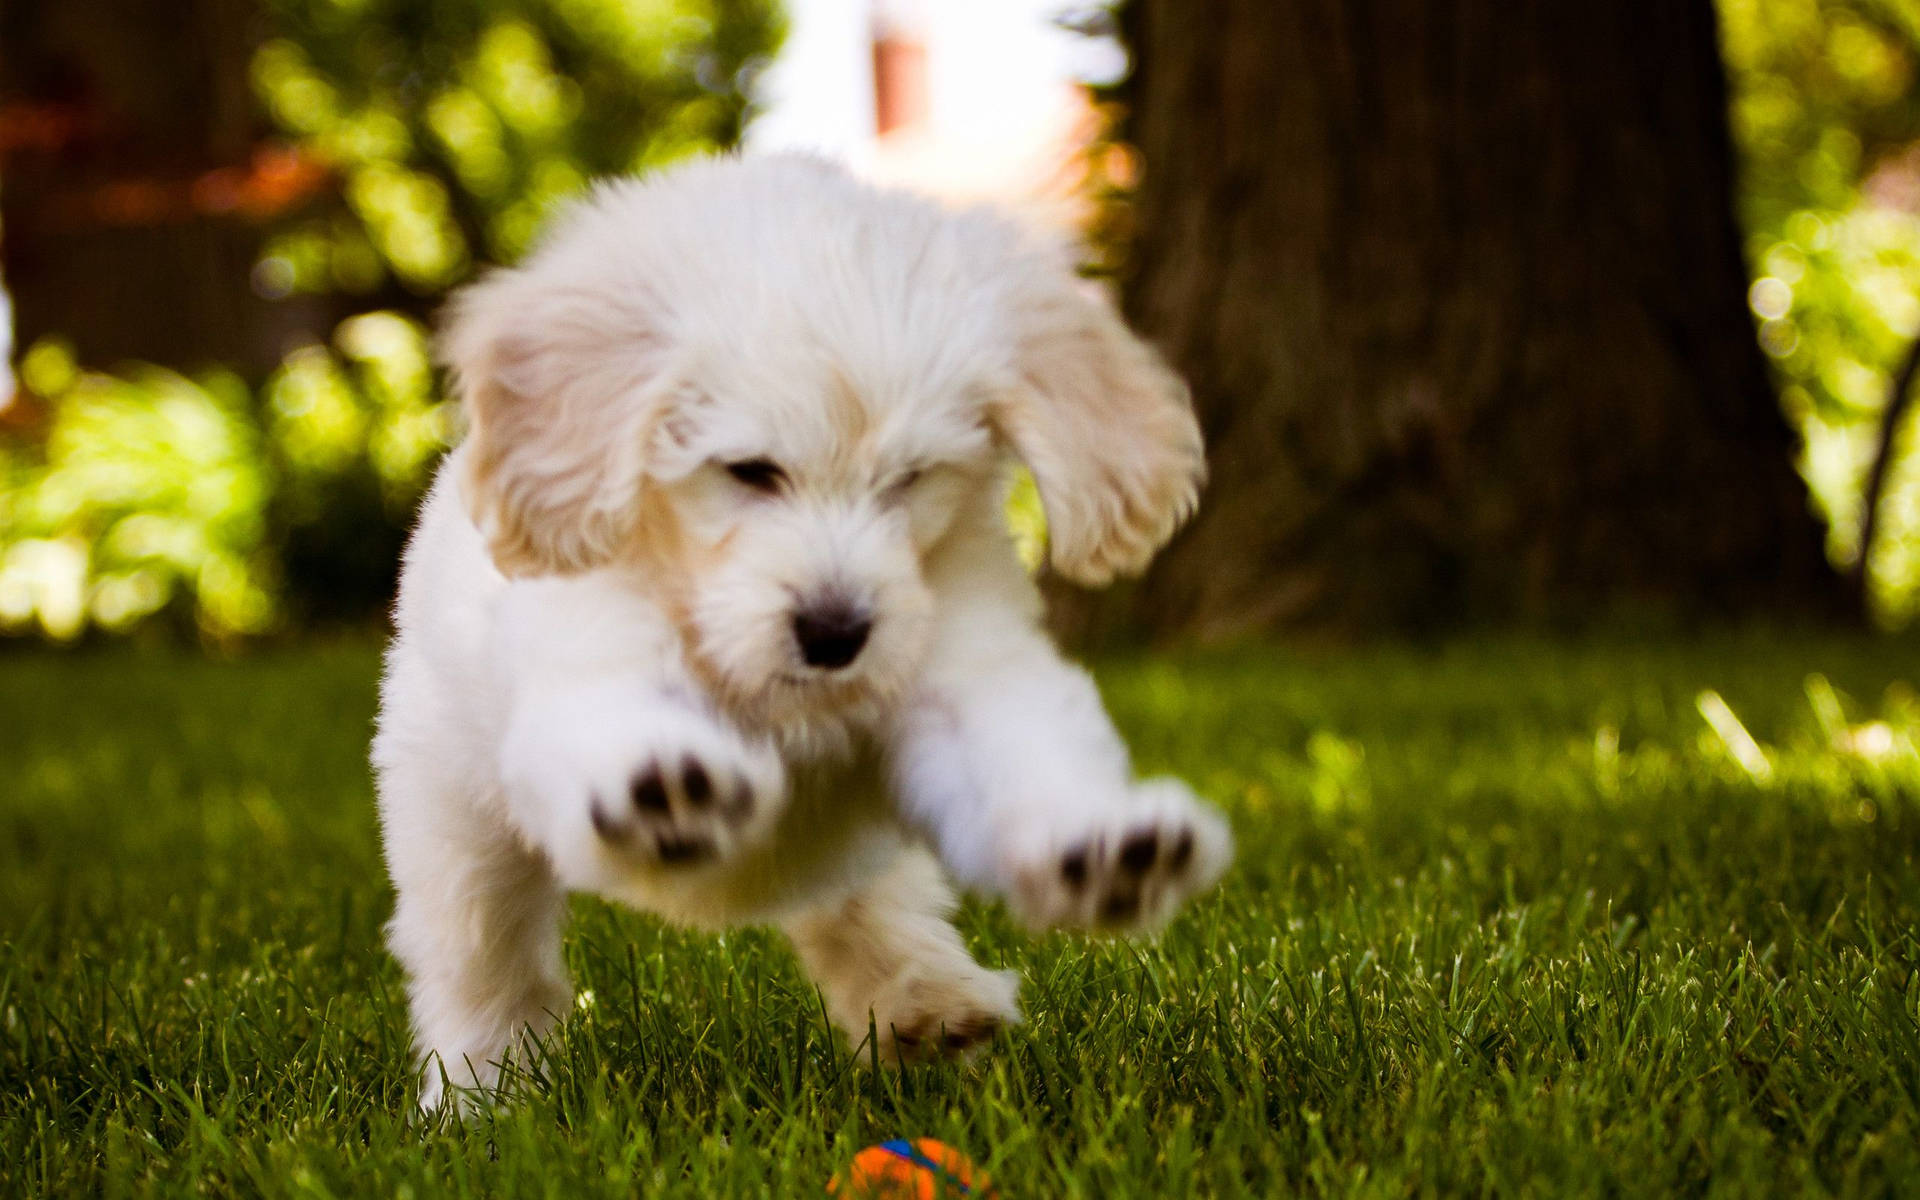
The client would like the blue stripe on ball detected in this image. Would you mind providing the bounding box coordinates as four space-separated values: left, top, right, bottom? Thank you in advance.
878 1140 972 1194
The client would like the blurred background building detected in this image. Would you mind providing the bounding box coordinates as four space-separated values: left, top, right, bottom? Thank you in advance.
749 0 1116 227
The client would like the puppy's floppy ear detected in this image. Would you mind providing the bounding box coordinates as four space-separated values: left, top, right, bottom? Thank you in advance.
991 273 1205 587
440 266 679 577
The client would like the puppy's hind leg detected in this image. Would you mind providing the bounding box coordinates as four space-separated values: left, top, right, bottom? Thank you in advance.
783 849 1021 1066
381 793 572 1115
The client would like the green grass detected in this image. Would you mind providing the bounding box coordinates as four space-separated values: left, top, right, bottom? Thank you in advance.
3 633 1919 1197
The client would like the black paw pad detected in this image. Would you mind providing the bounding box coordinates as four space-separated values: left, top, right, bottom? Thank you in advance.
1168 829 1195 871
681 758 713 807
655 833 714 864
630 768 669 813
942 1019 998 1052
1118 831 1159 874
1101 890 1141 923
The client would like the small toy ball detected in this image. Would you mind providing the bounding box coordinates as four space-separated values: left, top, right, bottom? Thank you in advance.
828 1139 996 1198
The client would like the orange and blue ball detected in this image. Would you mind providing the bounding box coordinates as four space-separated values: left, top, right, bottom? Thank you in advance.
828 1139 996 1198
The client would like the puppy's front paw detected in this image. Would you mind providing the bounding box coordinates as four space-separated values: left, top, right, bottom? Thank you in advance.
585 740 776 867
501 694 786 886
1005 777 1231 933
861 963 1022 1067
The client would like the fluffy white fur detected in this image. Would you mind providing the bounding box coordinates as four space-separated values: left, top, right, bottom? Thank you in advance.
372 154 1232 1112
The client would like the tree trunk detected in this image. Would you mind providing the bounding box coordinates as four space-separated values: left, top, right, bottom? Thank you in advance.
1096 0 1845 639
1 0 311 379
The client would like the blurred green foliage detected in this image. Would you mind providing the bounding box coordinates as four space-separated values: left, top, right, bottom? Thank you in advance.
0 343 275 641
1721 0 1920 624
0 0 782 643
253 0 782 295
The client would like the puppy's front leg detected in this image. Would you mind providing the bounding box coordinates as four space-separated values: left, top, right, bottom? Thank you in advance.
890 586 1232 932
492 570 787 893
783 849 1020 1065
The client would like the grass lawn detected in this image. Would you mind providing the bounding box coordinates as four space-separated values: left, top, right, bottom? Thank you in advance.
2 633 1919 1197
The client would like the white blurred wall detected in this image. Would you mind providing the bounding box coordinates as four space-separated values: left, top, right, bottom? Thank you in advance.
747 0 1123 221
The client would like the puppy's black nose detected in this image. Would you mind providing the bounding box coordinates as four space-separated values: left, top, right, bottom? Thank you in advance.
792 604 871 670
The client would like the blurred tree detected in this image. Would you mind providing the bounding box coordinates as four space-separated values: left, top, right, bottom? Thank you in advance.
250 0 781 319
1098 1 1848 637
1 0 780 640
0 0 321 377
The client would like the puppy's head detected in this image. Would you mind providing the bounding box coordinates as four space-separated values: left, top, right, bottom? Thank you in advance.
443 155 1202 730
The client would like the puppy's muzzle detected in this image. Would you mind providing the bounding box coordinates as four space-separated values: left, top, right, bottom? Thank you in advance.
791 601 871 670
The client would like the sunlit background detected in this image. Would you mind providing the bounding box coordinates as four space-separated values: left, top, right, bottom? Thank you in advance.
2 0 1919 642
5 12 1920 1190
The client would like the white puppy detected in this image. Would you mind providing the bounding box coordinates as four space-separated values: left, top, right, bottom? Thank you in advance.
372 154 1232 1111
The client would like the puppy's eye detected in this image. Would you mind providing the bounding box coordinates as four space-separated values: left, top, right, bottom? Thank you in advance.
725 458 787 492
885 467 923 500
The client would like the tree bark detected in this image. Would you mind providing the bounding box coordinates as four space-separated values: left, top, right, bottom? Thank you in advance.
1096 0 1845 638
1 0 313 378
